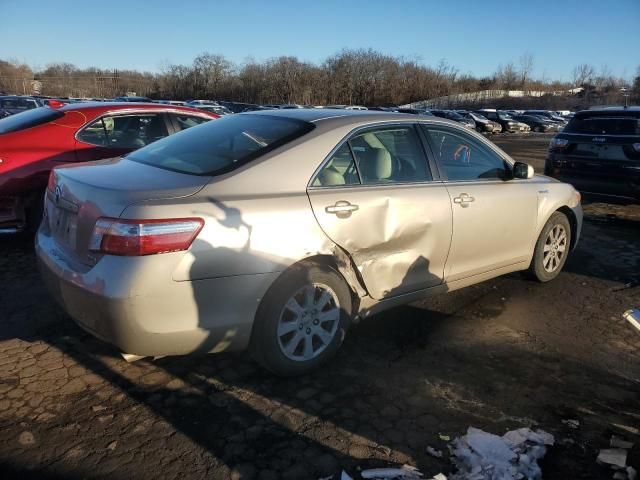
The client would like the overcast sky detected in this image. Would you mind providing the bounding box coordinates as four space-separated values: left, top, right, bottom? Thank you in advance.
1 0 638 81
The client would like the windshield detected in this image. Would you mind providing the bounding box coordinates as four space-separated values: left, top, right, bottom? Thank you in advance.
0 107 64 134
498 112 513 120
470 113 487 121
128 114 314 175
564 116 640 136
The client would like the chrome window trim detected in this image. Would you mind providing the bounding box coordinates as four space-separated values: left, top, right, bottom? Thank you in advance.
73 109 212 146
74 110 170 147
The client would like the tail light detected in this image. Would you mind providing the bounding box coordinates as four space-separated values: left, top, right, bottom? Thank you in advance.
47 100 65 108
89 217 204 256
47 171 57 192
549 138 569 151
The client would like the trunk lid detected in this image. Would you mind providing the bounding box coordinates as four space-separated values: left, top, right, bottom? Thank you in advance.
45 157 211 265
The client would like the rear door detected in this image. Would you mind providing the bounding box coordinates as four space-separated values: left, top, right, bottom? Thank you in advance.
74 112 171 162
307 124 452 300
422 124 537 282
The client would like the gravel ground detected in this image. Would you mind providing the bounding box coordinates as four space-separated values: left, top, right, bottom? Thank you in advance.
0 134 639 479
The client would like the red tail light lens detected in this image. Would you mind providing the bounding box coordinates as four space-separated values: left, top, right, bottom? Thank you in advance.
549 138 569 151
47 171 57 192
89 217 204 256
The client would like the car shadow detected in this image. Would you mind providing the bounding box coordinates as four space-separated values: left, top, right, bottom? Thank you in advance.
2 198 640 478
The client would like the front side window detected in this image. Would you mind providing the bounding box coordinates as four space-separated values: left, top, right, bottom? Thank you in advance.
424 126 509 181
77 113 168 148
171 113 212 132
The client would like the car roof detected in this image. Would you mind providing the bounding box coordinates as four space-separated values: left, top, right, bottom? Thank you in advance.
245 108 416 122
56 102 215 115
575 107 640 117
241 108 465 131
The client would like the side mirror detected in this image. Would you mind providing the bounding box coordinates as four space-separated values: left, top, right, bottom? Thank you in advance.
512 161 535 179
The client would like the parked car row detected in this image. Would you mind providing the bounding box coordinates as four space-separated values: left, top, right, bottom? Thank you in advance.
0 94 575 136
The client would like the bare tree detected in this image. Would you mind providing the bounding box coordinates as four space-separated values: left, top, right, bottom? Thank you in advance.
572 64 595 87
519 52 534 91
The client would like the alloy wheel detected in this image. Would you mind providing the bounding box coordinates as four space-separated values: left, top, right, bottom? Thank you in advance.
277 283 340 362
543 224 567 273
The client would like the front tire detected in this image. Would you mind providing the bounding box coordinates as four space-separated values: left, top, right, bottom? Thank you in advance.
529 212 571 282
250 263 352 376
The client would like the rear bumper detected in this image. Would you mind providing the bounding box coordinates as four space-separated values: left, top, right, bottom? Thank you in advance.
36 228 280 356
547 169 640 201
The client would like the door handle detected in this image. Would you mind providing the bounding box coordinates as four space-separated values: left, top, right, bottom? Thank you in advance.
325 200 359 217
453 193 475 206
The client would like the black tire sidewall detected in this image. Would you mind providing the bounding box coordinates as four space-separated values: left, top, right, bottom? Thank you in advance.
530 212 571 282
251 264 352 376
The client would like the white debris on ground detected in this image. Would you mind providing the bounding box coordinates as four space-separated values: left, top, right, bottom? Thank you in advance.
623 309 640 333
561 419 580 429
596 435 637 480
321 465 442 480
360 465 424 479
448 426 554 480
319 428 637 480
427 446 444 458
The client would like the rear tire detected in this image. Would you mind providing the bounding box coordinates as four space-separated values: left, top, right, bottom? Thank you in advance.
250 263 352 376
528 212 571 282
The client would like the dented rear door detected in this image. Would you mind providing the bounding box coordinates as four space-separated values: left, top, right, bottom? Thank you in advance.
308 183 452 299
308 123 452 300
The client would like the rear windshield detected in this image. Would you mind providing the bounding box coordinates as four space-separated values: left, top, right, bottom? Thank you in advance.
128 114 314 175
0 107 64 134
564 116 640 136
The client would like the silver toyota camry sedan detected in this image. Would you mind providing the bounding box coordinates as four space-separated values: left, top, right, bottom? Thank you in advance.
37 109 582 375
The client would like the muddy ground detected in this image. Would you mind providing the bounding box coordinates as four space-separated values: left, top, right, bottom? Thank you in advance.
0 134 639 479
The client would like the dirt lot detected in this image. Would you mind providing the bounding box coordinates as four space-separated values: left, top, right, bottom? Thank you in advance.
1 134 639 479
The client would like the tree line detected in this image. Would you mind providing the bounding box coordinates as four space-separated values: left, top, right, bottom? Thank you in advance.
1 50 638 107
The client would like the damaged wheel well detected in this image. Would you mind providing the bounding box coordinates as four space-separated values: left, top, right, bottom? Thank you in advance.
297 254 365 316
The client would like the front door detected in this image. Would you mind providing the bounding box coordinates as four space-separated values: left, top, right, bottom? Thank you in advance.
308 124 453 300
422 125 537 282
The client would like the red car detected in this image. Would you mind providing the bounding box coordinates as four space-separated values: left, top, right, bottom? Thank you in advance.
0 102 219 232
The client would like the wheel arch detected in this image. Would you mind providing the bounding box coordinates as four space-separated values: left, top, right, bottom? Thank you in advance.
556 205 579 251
260 252 366 319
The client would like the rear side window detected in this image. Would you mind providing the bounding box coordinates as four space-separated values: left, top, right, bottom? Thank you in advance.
313 126 431 186
77 114 169 148
128 114 314 176
564 116 640 135
0 107 64 134
312 144 359 186
171 113 212 131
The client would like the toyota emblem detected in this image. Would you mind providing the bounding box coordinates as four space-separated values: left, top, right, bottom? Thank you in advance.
54 185 61 204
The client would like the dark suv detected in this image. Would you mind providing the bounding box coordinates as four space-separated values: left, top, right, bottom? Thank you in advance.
545 107 640 201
